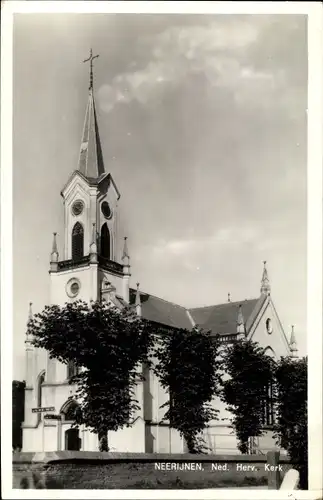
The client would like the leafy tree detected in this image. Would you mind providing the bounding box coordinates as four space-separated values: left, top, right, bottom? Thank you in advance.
12 380 26 451
274 356 308 489
29 300 153 451
153 327 222 453
222 339 276 453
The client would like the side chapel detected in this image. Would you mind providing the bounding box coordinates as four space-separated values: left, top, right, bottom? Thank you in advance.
22 54 298 454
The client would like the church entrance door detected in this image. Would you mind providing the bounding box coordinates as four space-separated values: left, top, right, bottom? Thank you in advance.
64 428 81 451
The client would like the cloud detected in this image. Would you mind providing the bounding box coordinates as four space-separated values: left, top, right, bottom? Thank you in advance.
97 17 291 114
147 224 261 263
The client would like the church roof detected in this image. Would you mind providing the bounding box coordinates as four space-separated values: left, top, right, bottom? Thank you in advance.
189 295 267 335
129 289 267 335
78 88 105 179
129 289 192 330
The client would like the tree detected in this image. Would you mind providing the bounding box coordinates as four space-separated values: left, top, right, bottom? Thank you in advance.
29 300 153 451
12 380 26 451
274 356 308 489
153 326 222 453
222 339 276 453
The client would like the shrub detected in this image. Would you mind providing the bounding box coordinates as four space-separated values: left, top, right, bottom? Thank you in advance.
274 356 307 489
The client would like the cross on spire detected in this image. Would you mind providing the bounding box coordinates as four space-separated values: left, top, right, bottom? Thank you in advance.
83 49 99 90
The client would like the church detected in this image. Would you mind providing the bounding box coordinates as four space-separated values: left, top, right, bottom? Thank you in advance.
22 54 298 455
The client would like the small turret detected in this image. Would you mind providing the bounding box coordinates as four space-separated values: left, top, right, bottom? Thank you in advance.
135 282 142 317
122 236 130 267
50 233 59 272
89 223 98 262
25 302 34 388
121 237 131 303
260 260 271 295
237 304 246 337
25 302 33 343
290 325 298 358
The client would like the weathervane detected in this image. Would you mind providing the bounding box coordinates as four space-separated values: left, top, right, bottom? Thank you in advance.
83 49 99 90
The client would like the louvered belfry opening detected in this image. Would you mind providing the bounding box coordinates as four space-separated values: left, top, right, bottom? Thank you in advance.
72 222 84 261
63 400 80 421
100 223 110 260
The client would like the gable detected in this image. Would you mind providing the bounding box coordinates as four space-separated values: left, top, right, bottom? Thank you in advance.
98 173 121 200
248 297 291 358
61 170 95 201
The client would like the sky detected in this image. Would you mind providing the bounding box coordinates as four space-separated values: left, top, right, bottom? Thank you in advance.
13 13 307 380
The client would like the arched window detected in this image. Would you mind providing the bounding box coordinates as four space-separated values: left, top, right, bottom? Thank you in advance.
260 379 274 426
259 348 276 427
61 399 81 422
264 346 276 358
100 223 111 260
37 371 45 408
36 371 45 424
72 222 84 261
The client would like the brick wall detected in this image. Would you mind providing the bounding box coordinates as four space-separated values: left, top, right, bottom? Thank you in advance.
13 451 292 490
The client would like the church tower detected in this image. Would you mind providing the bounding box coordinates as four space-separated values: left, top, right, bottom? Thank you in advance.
47 50 130 382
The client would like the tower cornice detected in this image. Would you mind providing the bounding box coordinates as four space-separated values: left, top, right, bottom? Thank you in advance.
60 171 120 201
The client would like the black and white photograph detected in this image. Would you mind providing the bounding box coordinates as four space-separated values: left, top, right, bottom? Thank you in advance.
1 1 322 497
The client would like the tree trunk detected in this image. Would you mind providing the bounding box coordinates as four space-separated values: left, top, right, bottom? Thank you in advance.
238 441 249 454
299 464 308 489
98 430 109 452
184 434 197 454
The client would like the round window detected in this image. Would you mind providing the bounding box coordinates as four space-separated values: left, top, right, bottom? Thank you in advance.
66 278 81 298
101 201 112 219
72 200 84 216
266 318 273 334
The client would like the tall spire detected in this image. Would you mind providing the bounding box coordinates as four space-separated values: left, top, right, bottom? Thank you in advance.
290 325 298 358
78 49 105 179
260 260 271 295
